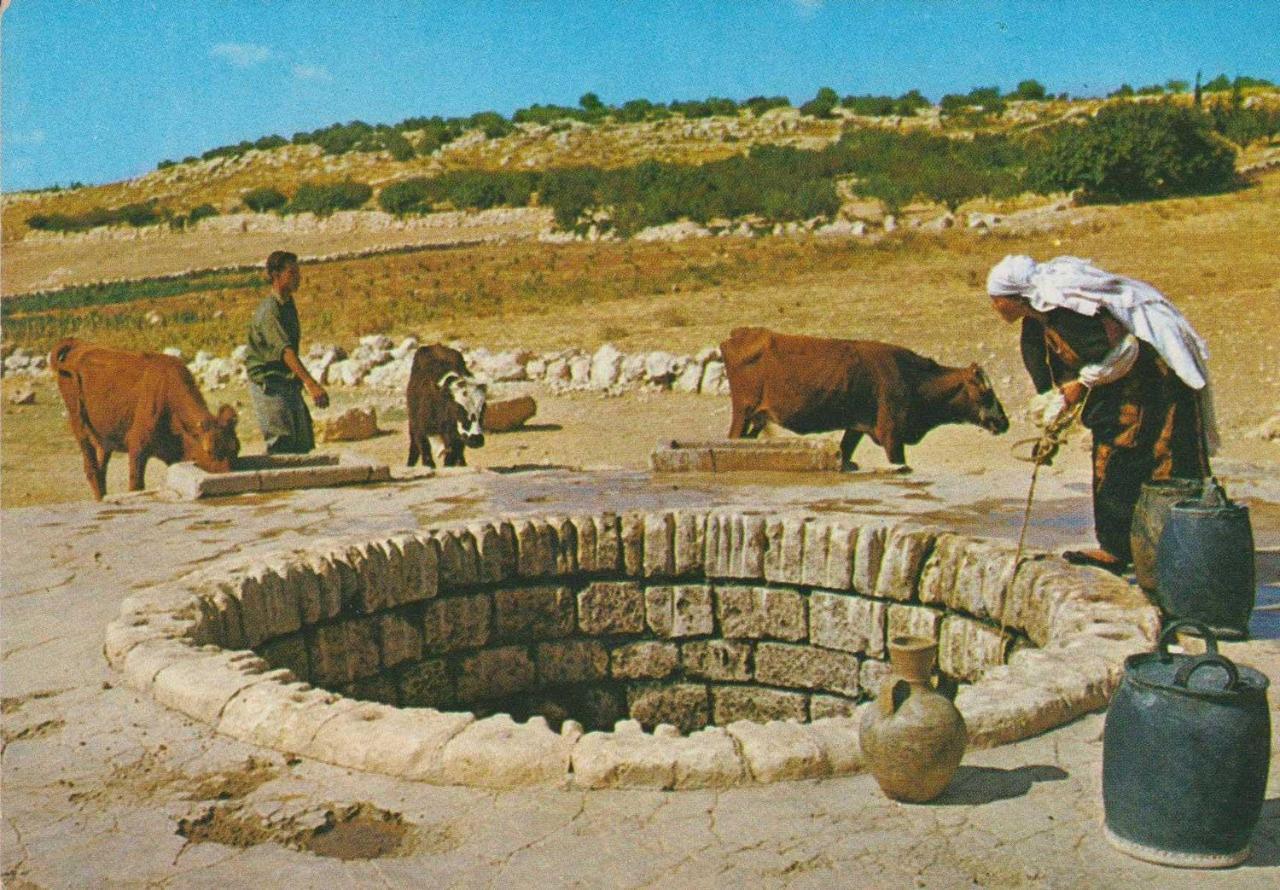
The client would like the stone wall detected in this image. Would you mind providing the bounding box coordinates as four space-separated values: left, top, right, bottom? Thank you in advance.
104 508 1160 790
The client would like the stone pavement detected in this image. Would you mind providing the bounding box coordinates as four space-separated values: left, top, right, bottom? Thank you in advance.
3 460 1278 888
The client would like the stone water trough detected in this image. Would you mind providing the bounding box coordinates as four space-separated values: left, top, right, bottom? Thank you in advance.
165 452 391 499
106 509 1159 789
650 439 843 473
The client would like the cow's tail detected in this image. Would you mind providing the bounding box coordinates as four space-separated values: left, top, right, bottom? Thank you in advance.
49 338 102 441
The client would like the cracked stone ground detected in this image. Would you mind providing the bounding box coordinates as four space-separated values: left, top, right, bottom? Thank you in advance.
3 460 1278 888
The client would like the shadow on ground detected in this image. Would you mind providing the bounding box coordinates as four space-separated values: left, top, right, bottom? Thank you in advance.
931 764 1069 806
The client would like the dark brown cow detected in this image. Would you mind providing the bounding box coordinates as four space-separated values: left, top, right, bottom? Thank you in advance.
406 344 487 467
721 327 1009 470
50 338 240 499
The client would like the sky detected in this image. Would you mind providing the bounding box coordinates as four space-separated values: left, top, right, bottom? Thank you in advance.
2 0 1278 192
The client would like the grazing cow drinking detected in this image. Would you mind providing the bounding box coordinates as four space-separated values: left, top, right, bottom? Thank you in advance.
721 327 1009 471
50 338 240 499
405 344 487 467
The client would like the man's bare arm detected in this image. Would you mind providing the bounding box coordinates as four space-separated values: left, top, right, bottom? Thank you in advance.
282 347 329 408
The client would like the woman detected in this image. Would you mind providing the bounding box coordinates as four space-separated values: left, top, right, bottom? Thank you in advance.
987 255 1216 572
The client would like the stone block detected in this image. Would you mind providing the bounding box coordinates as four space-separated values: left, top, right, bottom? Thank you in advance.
858 659 893 698
704 511 767 580
237 560 302 646
196 588 247 650
610 641 679 679
439 714 571 788
754 642 860 697
712 686 808 724
809 592 886 657
378 611 424 669
577 581 645 634
456 646 536 702
626 682 710 735
671 728 745 788
298 546 347 625
919 535 1018 622
152 650 271 725
715 585 806 641
259 634 310 681
887 604 945 645
763 515 807 584
422 594 491 655
673 511 707 576
810 694 860 719
621 512 645 576
873 524 936 601
571 730 678 789
643 512 676 577
495 586 575 641
726 720 826 783
385 532 439 606
807 717 863 775
644 584 714 638
514 519 559 578
682 640 753 682
814 520 860 591
344 540 394 613
308 702 475 780
467 522 517 585
219 681 363 753
1001 556 1064 646
954 679 1074 749
568 514 599 574
435 528 480 589
342 674 399 705
399 658 453 709
938 615 1008 683
852 523 889 595
1004 648 1112 715
535 640 609 685
306 619 378 685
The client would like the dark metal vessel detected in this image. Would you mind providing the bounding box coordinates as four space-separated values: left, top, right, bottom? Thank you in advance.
1130 477 1203 594
1103 620 1271 867
1156 478 1256 639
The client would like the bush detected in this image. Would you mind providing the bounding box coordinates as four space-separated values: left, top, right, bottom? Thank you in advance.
243 186 288 213
1029 102 1237 201
1011 79 1047 101
800 87 840 118
188 203 219 224
285 180 373 216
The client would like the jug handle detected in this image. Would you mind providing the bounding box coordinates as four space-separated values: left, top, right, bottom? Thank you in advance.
880 679 912 717
1173 653 1240 692
1157 619 1219 661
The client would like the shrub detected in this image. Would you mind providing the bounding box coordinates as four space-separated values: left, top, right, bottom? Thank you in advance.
1029 102 1237 201
1011 79 1047 101
188 203 219 224
744 95 791 116
800 87 840 118
243 186 288 213
378 177 434 215
285 180 373 216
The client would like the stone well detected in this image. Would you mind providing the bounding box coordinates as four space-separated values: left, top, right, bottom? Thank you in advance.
105 509 1160 790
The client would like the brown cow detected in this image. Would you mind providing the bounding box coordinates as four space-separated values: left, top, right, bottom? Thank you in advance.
406 344 487 468
721 327 1009 470
50 338 240 499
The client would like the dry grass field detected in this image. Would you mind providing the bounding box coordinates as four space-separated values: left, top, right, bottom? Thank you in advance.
3 167 1277 507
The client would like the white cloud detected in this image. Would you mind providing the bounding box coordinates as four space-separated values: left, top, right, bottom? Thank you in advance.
210 42 271 68
292 64 332 83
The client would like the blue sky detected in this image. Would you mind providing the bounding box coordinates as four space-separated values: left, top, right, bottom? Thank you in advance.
3 0 1277 192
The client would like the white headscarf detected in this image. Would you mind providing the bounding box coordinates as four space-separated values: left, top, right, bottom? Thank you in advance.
988 254 1220 451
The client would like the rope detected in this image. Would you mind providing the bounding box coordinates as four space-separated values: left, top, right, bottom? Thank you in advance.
998 391 1089 654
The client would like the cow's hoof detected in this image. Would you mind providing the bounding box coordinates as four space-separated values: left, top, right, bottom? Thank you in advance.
840 462 859 473
892 464 913 474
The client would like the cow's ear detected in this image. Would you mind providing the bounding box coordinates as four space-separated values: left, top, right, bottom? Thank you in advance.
217 404 238 425
201 418 216 432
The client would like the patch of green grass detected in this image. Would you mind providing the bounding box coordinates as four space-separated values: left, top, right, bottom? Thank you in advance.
2 270 264 316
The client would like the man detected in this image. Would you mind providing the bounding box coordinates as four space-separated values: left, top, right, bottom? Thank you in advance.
245 250 329 453
987 255 1216 573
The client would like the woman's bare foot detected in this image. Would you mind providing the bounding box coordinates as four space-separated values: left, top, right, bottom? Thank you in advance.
1062 548 1128 574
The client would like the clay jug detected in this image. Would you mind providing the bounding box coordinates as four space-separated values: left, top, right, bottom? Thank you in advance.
859 635 967 802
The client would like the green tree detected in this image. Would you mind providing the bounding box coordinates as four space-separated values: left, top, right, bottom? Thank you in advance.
800 86 840 118
1029 103 1237 202
242 186 288 213
1011 79 1047 101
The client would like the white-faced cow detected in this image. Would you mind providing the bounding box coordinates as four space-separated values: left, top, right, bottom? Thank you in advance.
50 338 240 499
406 344 487 468
721 327 1009 471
